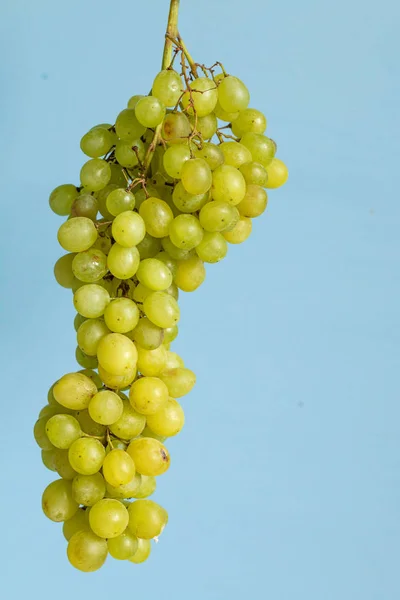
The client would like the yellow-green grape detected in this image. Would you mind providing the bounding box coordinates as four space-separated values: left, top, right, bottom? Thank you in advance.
115 108 146 141
132 474 157 498
127 94 144 108
131 317 164 350
223 216 252 244
103 449 136 487
239 161 268 186
155 251 178 278
109 162 128 187
169 214 204 250
199 201 240 232
240 132 276 167
58 217 98 253
98 364 137 390
49 184 78 216
211 164 247 205
162 112 192 144
139 197 174 238
175 256 206 292
182 76 218 116
71 194 98 220
135 96 166 128
219 142 252 169
53 372 98 410
163 145 191 179
105 473 142 499
74 409 106 437
77 318 110 356
54 253 76 288
129 376 169 415
136 258 173 291
104 298 140 334
108 530 139 560
135 183 160 207
74 313 87 332
63 507 90 541
160 367 196 398
237 184 268 217
164 351 184 369
72 249 108 283
195 231 228 263
39 404 64 419
115 139 146 168
137 345 167 377
106 438 128 454
53 449 78 479
42 448 57 471
137 233 162 259
73 284 110 318
133 282 152 304
164 282 179 300
80 158 111 192
127 437 170 476
152 69 182 107
128 499 168 540
143 291 180 328
231 107 267 137
45 415 82 450
146 398 185 437
128 538 151 564
67 530 108 572
96 333 138 376
190 113 217 140
80 127 115 158
172 182 209 214
89 498 129 538
111 211 146 248
163 325 178 343
72 473 106 506
34 417 54 450
140 426 166 443
181 158 212 195
109 399 146 440
106 188 135 216
95 183 118 219
79 369 103 389
214 100 239 122
195 143 225 171
107 244 140 279
161 236 195 261
218 75 250 113
88 390 123 425
265 158 289 188
68 438 106 475
42 479 78 522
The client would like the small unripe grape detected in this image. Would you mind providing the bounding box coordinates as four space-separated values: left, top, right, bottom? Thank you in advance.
49 184 78 216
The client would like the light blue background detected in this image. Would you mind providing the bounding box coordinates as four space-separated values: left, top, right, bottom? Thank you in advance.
1 0 399 597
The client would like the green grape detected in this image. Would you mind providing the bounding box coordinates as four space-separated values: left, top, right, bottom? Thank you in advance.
146 398 185 437
80 158 111 191
88 390 123 425
162 145 191 179
136 258 173 291
165 351 184 369
136 233 162 259
154 251 178 278
240 132 276 167
34 417 54 450
89 498 129 538
164 282 179 300
73 283 110 318
152 69 183 107
92 232 112 256
163 324 178 343
49 184 78 216
211 164 246 205
199 201 240 232
77 318 110 356
169 214 204 250
96 332 138 376
128 538 151 564
63 507 90 540
72 473 106 506
45 414 82 450
105 473 142 499
160 239 193 264
194 143 224 170
135 185 160 211
219 142 252 169
53 372 98 410
106 187 135 216
175 255 206 292
195 231 228 263
115 139 146 169
190 113 218 140
129 376 169 415
127 94 145 109
74 313 87 332
109 163 128 187
135 96 166 128
133 282 152 304
237 184 268 217
42 479 78 522
109 399 146 440
78 369 103 390
128 499 168 540
74 410 107 437
182 76 218 117
54 253 76 288
80 127 115 158
223 215 252 244
108 530 138 560
107 244 140 279
172 183 209 214
110 278 136 300
162 112 191 144
98 364 137 390
111 211 146 247
218 75 250 113
68 438 106 475
132 474 157 499
131 317 164 350
214 100 239 122
127 437 170 476
140 426 166 443
160 367 196 397
239 161 268 186
143 291 180 328
265 158 289 188
57 217 98 253
102 449 136 487
54 449 78 479
181 158 212 195
137 344 167 377
39 404 67 419
71 194 98 220
231 108 267 137
41 449 57 471
104 298 140 334
115 108 146 141
72 249 108 283
139 197 174 238
106 438 128 454
96 183 119 219
67 530 108 572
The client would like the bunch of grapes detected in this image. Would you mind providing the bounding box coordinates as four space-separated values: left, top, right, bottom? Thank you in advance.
34 0 288 573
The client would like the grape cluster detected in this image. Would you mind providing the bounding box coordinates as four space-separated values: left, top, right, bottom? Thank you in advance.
35 31 288 572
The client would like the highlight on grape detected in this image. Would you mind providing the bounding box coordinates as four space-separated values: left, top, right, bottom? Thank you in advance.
36 0 288 572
